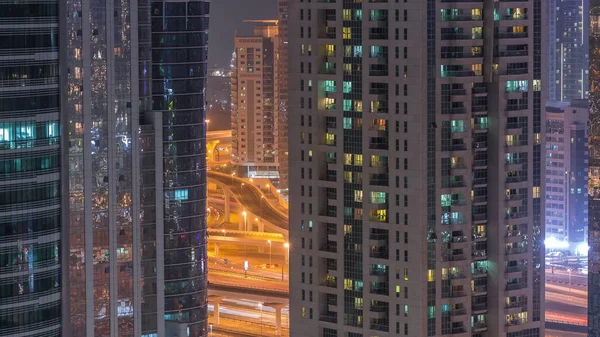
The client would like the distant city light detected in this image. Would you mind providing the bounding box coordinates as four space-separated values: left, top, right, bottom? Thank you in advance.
544 236 569 249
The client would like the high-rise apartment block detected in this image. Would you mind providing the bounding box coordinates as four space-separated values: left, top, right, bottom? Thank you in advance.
64 0 210 335
289 1 545 336
231 21 282 179
0 1 63 335
279 0 290 188
545 100 588 246
588 0 600 333
548 0 589 102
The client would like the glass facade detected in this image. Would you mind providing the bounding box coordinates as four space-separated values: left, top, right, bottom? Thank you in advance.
0 0 62 335
548 0 589 102
589 1 600 334
151 1 210 336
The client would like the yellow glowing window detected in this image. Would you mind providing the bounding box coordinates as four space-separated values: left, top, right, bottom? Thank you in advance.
404 268 409 281
533 186 540 198
344 171 353 183
353 154 363 166
343 9 352 20
344 153 352 165
325 44 336 57
344 278 353 290
354 190 363 202
325 133 336 145
428 269 435 282
355 298 363 309
343 27 352 39
354 100 363 112
512 26 525 33
344 224 352 235
301 307 306 317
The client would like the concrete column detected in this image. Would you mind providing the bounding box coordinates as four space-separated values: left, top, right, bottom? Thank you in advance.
275 306 282 335
223 189 231 222
264 303 286 336
214 243 219 258
258 221 264 232
238 212 244 231
214 301 221 325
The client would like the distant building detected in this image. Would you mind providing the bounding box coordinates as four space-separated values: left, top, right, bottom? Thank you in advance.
231 21 282 179
207 69 232 131
548 0 589 102
545 100 588 247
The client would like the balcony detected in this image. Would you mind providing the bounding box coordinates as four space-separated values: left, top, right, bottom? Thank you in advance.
443 252 466 262
506 247 527 255
319 314 338 324
505 282 527 291
472 302 487 311
370 323 389 332
506 265 526 273
472 250 487 259
370 267 389 277
506 176 527 184
506 229 524 238
473 285 487 293
495 32 528 39
451 290 466 298
451 308 467 316
473 232 487 241
472 195 487 203
472 177 487 185
370 285 389 295
496 50 528 57
441 14 482 22
441 217 466 225
321 277 337 288
370 304 389 313
449 272 467 280
505 212 527 219
442 107 466 115
472 214 487 222
370 247 389 259
506 318 528 327
441 70 483 78
320 241 338 253
451 327 467 334
497 13 528 21
451 235 468 243
472 321 488 331
473 141 487 149
441 32 482 40
472 267 487 276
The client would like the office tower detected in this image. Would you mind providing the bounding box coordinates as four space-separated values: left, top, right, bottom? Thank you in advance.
548 0 589 102
149 1 210 335
589 1 600 334
288 0 545 336
0 0 62 335
278 0 290 188
231 21 281 179
545 100 588 247
65 0 210 335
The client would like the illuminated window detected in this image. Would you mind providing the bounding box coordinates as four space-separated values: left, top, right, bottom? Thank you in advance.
404 268 409 281
174 189 188 200
533 186 540 198
324 44 336 57
353 154 363 166
428 269 435 282
344 153 352 165
344 278 353 290
354 190 363 202
343 27 352 39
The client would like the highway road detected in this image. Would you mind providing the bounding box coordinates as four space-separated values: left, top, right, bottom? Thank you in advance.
208 171 288 229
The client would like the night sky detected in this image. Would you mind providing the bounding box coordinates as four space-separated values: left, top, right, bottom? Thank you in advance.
208 0 278 69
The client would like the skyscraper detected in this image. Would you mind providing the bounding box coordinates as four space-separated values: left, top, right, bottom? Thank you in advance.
231 21 281 179
288 1 545 336
278 0 290 189
0 1 62 336
64 0 210 335
548 0 589 102
588 1 600 334
545 100 588 247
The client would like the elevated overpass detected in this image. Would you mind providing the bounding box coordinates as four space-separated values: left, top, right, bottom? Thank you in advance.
207 171 288 237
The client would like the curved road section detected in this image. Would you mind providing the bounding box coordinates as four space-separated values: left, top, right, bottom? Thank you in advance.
207 171 288 230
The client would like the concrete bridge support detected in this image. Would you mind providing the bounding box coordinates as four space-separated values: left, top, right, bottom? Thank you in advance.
263 303 286 336
223 189 231 222
208 296 224 326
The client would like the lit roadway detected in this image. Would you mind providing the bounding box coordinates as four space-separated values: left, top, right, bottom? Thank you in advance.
208 171 288 229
